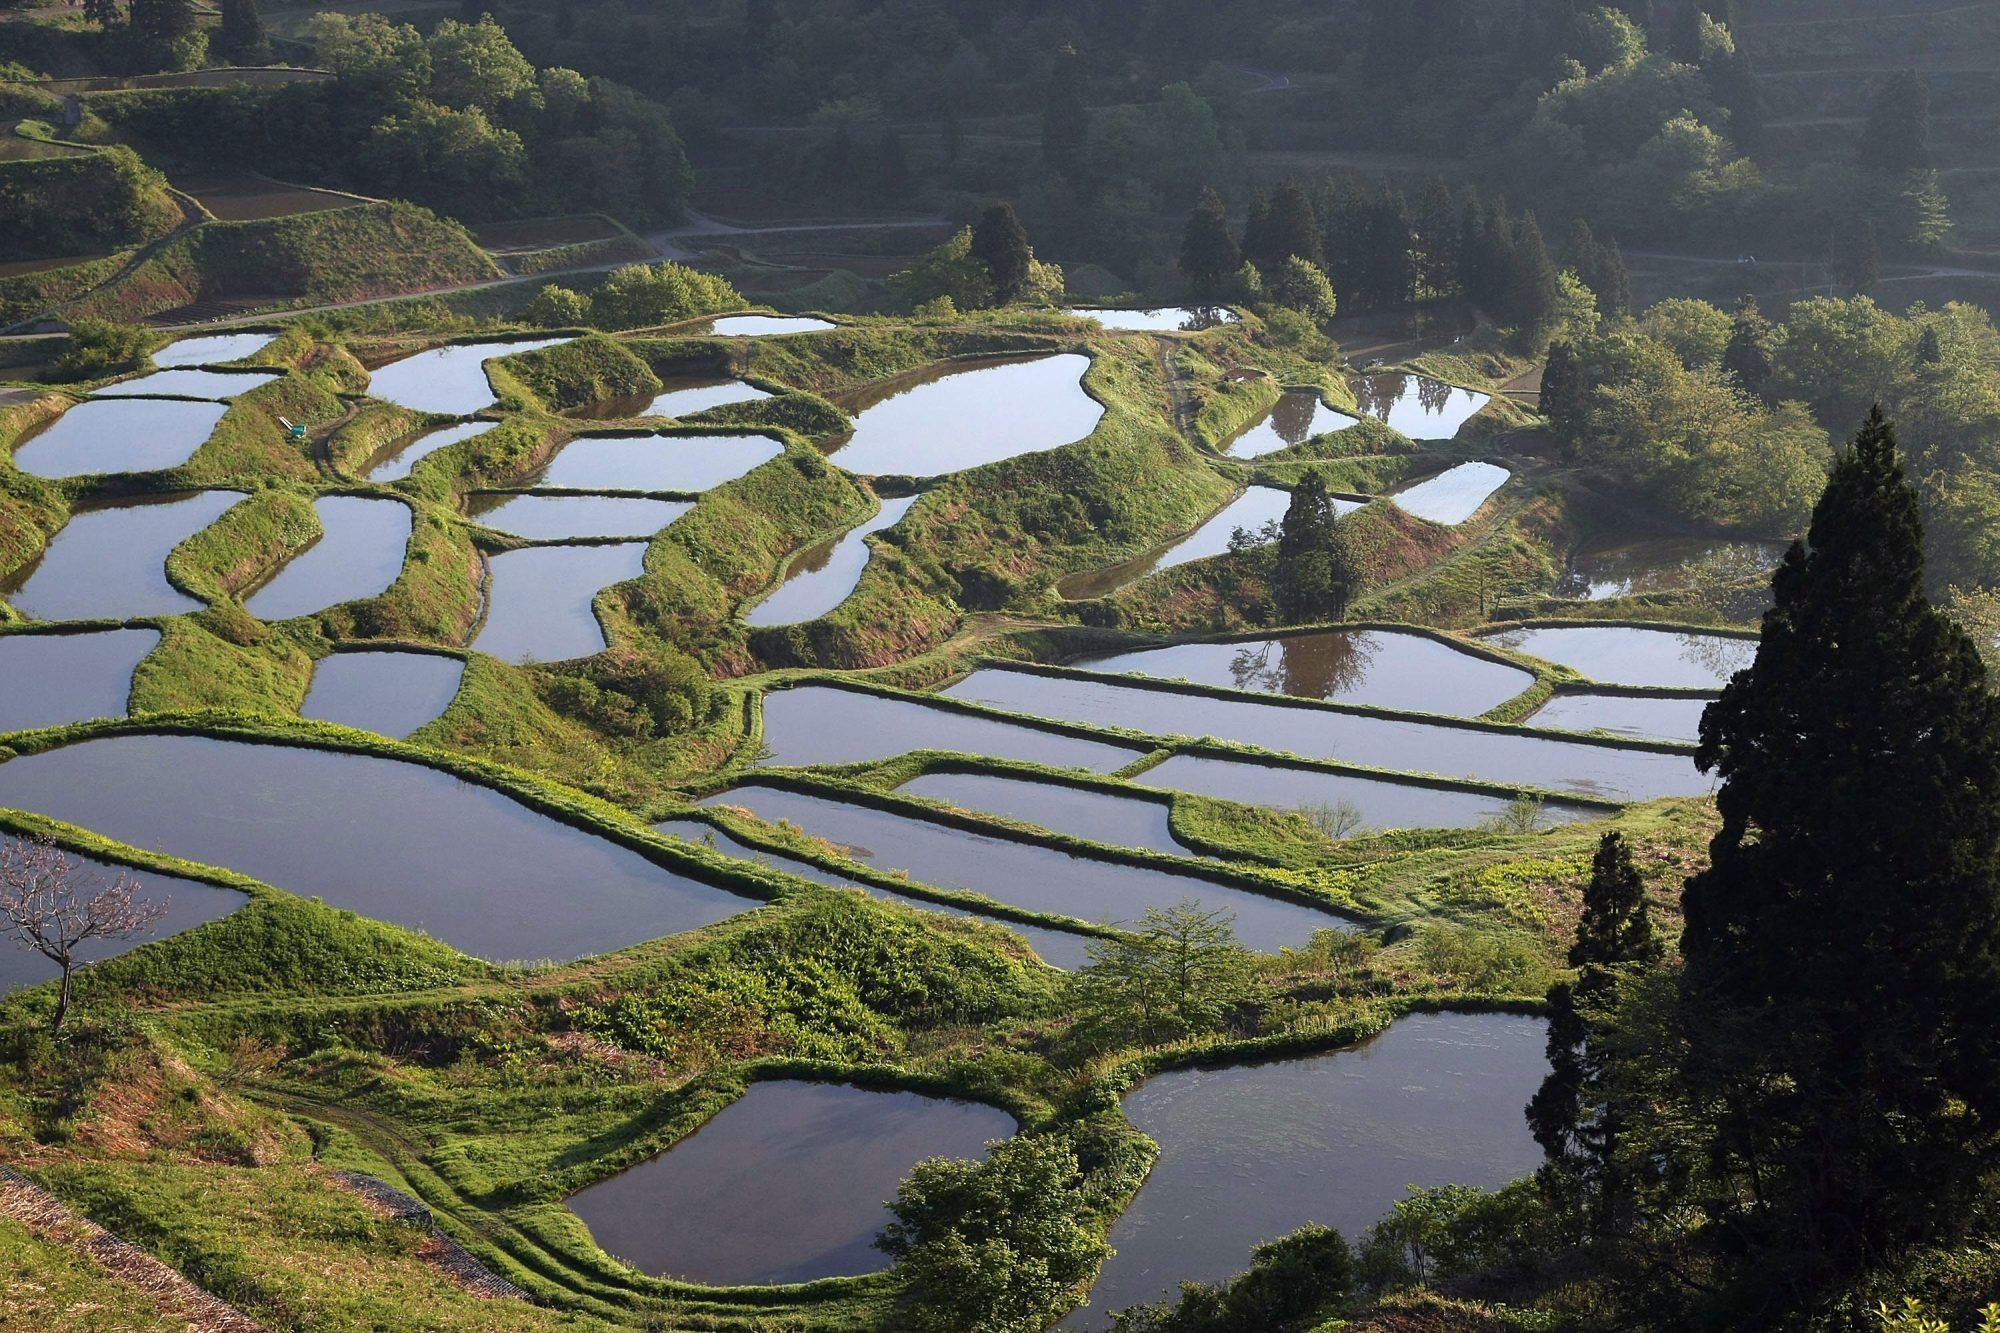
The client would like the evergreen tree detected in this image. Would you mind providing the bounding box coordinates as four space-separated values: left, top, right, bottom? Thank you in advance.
1413 177 1461 298
1242 180 1322 274
1859 69 1931 175
1041 43 1090 179
1527 833 1662 1213
1499 212 1562 343
1720 295 1775 396
1831 217 1882 295
874 128 910 200
1274 470 1360 622
216 0 267 61
1917 323 1944 366
1679 410 2000 1309
128 0 196 43
970 201 1032 304
1563 218 1629 318
1541 338 1586 452
1179 186 1239 298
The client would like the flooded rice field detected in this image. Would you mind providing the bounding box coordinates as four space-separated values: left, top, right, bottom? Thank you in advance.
1350 373 1491 439
757 685 1143 772
299 649 465 738
897 770 1192 857
1527 691 1711 744
1068 306 1237 332
534 432 784 493
828 354 1103 477
0 490 244 621
743 493 919 627
150 331 276 367
94 368 280 400
1074 629 1532 717
473 542 648 663
700 786 1349 950
1390 461 1509 525
695 314 836 337
0 853 243 994
365 338 569 415
363 420 498 483
8 397 228 478
0 735 756 961
243 496 411 620
1483 625 1756 690
942 667 1705 800
466 493 691 541
0 628 156 733
566 1080 1014 1285
586 377 771 420
1057 487 1360 601
1223 390 1358 459
1557 535 1787 601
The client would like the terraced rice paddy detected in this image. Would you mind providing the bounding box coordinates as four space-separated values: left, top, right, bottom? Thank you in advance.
0 490 244 621
0 628 156 733
366 338 570 414
474 542 649 663
1483 624 1757 689
828 354 1104 477
7 397 227 478
299 650 465 738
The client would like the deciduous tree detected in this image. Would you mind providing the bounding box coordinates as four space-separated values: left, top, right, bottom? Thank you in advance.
0 837 168 1032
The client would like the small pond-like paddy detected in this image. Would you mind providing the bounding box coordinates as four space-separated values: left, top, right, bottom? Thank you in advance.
566 1080 1014 1286
366 338 569 415
1483 625 1756 690
1057 486 1360 601
94 369 280 400
0 853 243 994
1224 390 1357 460
1069 1012 1547 1323
1558 535 1786 601
473 542 648 663
943 666 1705 801
1 490 244 621
1075 629 1532 717
655 815 1094 968
898 770 1192 857
743 493 919 627
758 685 1143 772
466 493 690 541
244 496 411 620
1390 461 1509 525
1067 307 1237 332
0 735 756 961
534 432 783 493
300 650 465 738
1137 752 1590 834
151 331 276 368
829 354 1104 477
701 786 1347 950
1527 691 1711 744
364 420 498 483
1351 373 1492 440
0 628 157 734
588 377 771 419
9 397 228 478
696 314 836 337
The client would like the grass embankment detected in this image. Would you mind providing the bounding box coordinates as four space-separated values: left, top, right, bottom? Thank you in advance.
486 333 660 415
0 145 181 266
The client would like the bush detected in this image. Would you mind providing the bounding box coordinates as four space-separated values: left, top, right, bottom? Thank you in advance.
1112 1224 1354 1332
539 646 708 737
42 318 154 383
587 261 741 331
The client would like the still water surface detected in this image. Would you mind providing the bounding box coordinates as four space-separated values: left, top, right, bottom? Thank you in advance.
363 420 498 483
366 338 568 415
829 354 1103 477
244 496 410 620
1350 373 1491 440
743 494 919 627
300 650 465 738
9 398 228 478
0 628 156 734
1224 390 1357 460
758 685 1141 772
474 542 648 663
1483 625 1756 690
899 770 1192 857
1 490 244 621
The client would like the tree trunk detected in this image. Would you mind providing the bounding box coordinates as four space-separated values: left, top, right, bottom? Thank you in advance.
52 961 72 1032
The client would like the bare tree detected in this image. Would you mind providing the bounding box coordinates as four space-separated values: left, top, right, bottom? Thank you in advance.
0 836 168 1031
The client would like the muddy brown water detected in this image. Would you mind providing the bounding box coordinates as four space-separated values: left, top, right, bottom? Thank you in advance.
827 354 1104 477
8 397 228 478
300 650 465 738
0 735 758 961
1075 629 1532 718
565 1080 1015 1285
700 786 1349 950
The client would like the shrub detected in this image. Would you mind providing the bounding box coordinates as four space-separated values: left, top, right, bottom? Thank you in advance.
43 318 154 383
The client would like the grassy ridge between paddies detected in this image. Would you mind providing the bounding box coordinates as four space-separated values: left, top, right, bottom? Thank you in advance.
485 332 661 415
0 144 182 266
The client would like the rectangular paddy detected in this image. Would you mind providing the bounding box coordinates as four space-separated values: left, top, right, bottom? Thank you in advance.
533 432 784 493
1481 624 1757 690
366 338 570 415
941 666 1707 801
756 684 1144 771
0 628 157 733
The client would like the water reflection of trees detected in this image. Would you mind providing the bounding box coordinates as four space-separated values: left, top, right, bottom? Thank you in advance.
1675 632 1757 683
1418 373 1451 417
1354 374 1406 422
1268 391 1319 447
1228 632 1380 699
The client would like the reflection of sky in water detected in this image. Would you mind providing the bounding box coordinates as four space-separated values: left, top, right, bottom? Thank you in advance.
1225 391 1358 459
1485 625 1757 689
1351 373 1490 440
1557 537 1785 601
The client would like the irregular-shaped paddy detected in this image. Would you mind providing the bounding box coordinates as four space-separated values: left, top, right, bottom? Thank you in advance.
0 628 157 734
1351 373 1491 439
0 853 244 995
300 650 465 738
93 369 281 400
1137 753 1590 834
474 542 647 663
366 338 570 415
1483 624 1756 690
1390 461 1509 525
1559 535 1786 601
536 432 783 493
1069 1012 1546 1324
1057 486 1361 601
697 314 836 337
1076 629 1532 717
1528 692 1711 744
898 770 1191 857
1223 390 1358 460
467 494 690 541
363 420 498 483
0 735 757 961
1067 307 1236 332
743 493 919 627
1 490 244 621
244 496 411 620
151 331 276 368
943 666 1706 800
702 786 1346 950
758 685 1142 772
566 1080 1014 1285
828 353 1104 477
622 377 772 419
8 398 228 478
654 816 1093 968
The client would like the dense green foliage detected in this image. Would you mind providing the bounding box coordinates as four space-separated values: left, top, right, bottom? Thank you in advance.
0 146 178 263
